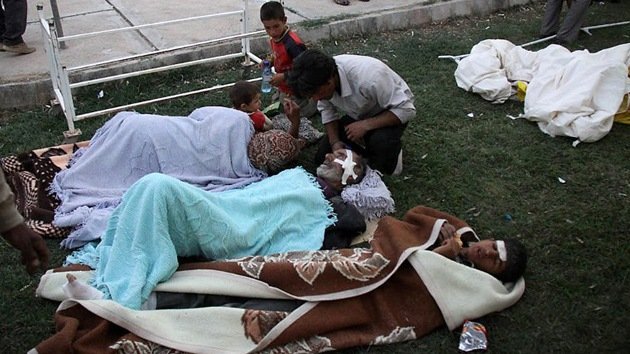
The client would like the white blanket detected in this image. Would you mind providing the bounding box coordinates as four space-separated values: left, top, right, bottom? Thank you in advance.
455 39 630 143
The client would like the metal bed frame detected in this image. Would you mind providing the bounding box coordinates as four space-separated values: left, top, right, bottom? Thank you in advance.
37 0 267 140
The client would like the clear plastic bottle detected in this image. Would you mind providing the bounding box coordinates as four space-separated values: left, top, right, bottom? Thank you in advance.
261 60 273 93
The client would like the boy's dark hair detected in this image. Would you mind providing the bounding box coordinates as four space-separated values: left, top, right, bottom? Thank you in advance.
260 1 286 21
496 239 528 282
229 81 259 109
286 49 337 99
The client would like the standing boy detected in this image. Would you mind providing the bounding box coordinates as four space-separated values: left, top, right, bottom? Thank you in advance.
259 1 317 117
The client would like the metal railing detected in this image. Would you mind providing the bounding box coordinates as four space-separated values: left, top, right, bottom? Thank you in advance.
438 20 630 63
37 0 267 140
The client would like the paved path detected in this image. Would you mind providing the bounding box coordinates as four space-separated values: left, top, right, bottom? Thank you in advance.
0 0 531 109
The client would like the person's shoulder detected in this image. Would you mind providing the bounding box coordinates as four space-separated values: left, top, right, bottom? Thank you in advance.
282 29 306 49
335 54 384 66
285 28 304 42
189 106 249 122
248 111 267 130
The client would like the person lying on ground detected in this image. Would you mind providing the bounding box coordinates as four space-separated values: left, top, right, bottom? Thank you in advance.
52 105 306 248
0 169 50 274
63 204 526 314
61 149 367 309
37 205 526 354
154 221 527 311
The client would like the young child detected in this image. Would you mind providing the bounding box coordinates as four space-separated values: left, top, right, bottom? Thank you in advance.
260 1 317 118
229 81 273 132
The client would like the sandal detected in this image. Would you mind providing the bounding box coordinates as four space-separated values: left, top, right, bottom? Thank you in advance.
334 0 350 5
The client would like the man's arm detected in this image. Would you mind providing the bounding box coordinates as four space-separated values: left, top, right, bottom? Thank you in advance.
0 169 50 274
2 224 50 274
343 110 401 144
283 99 301 138
324 120 346 151
372 66 416 124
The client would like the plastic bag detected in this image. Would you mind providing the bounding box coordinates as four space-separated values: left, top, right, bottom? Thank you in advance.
458 320 488 352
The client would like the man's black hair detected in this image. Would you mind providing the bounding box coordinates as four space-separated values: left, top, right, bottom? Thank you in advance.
260 1 286 21
286 49 337 99
496 239 528 282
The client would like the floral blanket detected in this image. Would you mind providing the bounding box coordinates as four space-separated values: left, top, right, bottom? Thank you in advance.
34 206 525 354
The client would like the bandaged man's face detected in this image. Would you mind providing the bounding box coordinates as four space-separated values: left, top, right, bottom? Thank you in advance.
316 149 361 188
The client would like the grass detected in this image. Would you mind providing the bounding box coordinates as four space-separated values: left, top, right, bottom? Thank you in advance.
1 0 629 352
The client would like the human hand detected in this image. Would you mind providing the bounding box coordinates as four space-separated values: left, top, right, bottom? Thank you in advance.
270 73 284 87
344 121 369 144
283 98 301 138
283 98 301 123
2 223 50 274
433 237 463 260
438 223 457 244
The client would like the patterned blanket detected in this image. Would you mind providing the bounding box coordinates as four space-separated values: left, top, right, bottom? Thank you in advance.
34 206 525 353
0 141 88 239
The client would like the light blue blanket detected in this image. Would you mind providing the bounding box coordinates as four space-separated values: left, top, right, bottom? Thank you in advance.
69 168 334 310
52 107 267 248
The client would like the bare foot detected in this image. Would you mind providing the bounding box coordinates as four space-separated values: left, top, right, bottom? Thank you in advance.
62 273 104 300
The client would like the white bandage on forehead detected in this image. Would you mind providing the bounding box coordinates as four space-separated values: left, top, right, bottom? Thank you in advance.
496 240 507 262
334 149 358 185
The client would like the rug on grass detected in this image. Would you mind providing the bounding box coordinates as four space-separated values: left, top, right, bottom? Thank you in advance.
0 141 88 238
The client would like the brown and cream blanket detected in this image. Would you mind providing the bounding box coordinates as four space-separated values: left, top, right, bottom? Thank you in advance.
33 206 525 354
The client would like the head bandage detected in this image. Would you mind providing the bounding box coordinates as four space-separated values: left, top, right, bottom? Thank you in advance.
334 149 358 185
496 240 507 262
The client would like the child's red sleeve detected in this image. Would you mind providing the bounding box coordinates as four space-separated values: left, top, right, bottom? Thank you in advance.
249 111 267 131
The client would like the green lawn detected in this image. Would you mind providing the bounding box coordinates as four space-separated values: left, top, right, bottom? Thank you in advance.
1 1 629 352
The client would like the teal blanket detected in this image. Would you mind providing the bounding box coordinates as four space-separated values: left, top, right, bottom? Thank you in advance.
76 168 334 309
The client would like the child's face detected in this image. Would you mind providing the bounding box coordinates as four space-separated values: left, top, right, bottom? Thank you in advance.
262 18 287 40
240 94 262 113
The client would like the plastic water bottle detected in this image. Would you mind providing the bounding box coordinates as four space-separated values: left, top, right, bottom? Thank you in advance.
261 60 273 93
